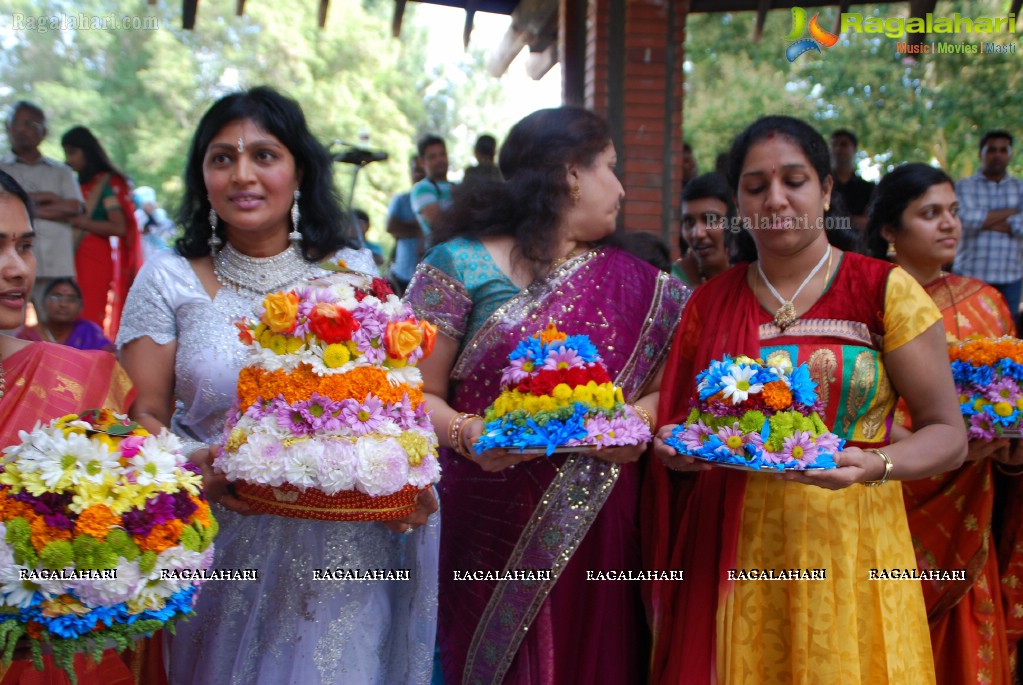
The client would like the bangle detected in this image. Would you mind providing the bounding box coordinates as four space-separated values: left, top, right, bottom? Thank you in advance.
995 462 1023 477
863 448 893 486
457 416 483 458
632 405 655 432
447 412 482 459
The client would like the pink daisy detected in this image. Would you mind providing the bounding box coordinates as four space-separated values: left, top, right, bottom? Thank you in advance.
679 422 713 453
715 424 746 457
969 412 998 441
781 431 819 466
501 356 534 386
542 346 584 372
341 396 386 435
584 415 618 447
985 378 1022 404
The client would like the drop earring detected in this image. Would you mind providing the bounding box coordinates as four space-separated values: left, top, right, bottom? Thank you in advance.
208 206 222 256
886 242 897 259
570 183 581 204
289 190 302 244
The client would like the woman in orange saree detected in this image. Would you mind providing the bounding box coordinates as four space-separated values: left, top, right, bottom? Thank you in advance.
868 163 1017 684
0 170 160 685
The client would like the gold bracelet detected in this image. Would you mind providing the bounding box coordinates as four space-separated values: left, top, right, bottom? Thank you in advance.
632 405 655 432
447 412 482 459
995 462 1023 477
863 448 893 486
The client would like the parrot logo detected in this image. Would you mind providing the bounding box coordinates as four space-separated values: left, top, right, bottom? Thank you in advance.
785 7 840 62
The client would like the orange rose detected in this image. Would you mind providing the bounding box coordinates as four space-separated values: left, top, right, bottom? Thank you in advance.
262 292 300 333
418 320 438 359
385 320 424 359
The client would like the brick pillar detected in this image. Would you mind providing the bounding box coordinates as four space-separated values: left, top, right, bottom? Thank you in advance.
578 0 689 248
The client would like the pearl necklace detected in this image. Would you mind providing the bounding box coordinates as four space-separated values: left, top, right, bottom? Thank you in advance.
213 243 311 296
756 245 832 329
0 356 6 402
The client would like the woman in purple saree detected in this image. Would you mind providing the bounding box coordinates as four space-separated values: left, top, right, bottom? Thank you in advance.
405 107 689 685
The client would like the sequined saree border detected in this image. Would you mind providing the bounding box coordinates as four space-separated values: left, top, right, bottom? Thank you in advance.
461 257 677 685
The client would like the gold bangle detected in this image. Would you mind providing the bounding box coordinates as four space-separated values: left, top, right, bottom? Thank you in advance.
863 448 893 486
632 405 655 432
995 462 1023 477
447 412 482 459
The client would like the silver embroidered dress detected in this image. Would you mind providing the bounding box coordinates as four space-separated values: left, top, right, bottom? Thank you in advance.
117 248 438 685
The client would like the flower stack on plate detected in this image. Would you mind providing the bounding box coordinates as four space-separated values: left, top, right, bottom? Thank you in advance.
949 336 1023 440
219 264 441 520
474 323 652 456
0 410 216 679
665 354 844 471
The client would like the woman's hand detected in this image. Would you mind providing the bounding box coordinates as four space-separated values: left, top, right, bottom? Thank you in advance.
779 446 886 490
652 425 712 473
592 444 645 464
190 445 253 515
966 438 1010 463
384 487 439 534
460 417 541 472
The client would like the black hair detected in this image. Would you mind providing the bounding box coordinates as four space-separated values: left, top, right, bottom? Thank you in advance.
0 169 34 224
618 231 671 273
417 134 445 159
353 208 369 224
433 107 613 275
7 101 45 127
830 129 858 148
864 163 955 260
980 129 1014 151
60 126 128 185
175 86 353 261
43 277 83 300
726 116 861 260
683 142 693 153
475 134 497 157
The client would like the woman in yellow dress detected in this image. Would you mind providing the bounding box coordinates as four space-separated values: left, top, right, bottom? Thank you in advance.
645 117 967 684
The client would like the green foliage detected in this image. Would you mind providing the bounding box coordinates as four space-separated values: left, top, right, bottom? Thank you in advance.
137 549 157 574
105 528 140 561
39 540 75 570
683 1 1023 179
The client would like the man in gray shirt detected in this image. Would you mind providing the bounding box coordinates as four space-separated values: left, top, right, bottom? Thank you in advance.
1 101 84 314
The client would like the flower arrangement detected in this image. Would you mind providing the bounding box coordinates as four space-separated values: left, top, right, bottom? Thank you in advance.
0 410 216 681
949 336 1023 440
219 267 441 521
474 323 652 456
665 354 844 471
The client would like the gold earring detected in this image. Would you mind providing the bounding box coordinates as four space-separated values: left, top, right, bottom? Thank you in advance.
823 201 831 212
571 183 581 204
886 242 897 259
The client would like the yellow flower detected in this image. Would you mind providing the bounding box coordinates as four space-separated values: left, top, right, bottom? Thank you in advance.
522 396 540 413
536 396 558 412
614 386 625 403
262 292 300 333
269 334 288 355
226 429 248 451
995 401 1015 418
323 343 351 369
259 329 274 349
285 337 305 354
397 433 432 467
539 322 567 345
552 383 574 401
973 398 990 411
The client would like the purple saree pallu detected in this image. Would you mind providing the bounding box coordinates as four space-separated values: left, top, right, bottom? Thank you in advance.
407 246 688 685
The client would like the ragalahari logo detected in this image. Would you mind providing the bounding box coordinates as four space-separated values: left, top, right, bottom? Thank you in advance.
786 7 840 61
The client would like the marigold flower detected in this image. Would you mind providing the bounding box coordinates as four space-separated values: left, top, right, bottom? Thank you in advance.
539 322 567 345
74 504 120 539
136 519 184 553
762 381 793 411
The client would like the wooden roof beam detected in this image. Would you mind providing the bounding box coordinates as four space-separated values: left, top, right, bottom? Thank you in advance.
752 0 772 42
318 0 330 27
183 0 197 29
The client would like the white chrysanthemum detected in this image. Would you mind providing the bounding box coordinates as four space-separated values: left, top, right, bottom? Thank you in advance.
0 565 41 609
376 297 407 318
236 432 288 485
720 365 763 405
77 440 122 484
149 430 185 464
0 525 11 570
70 560 142 607
151 546 208 593
766 353 793 384
316 440 358 494
283 440 324 489
256 415 289 440
373 419 402 437
407 454 442 488
354 438 409 496
9 427 65 475
127 439 180 487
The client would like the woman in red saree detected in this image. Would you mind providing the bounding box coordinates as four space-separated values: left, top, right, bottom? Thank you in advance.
61 127 142 340
645 117 967 684
867 162 1018 684
0 170 160 685
405 107 688 684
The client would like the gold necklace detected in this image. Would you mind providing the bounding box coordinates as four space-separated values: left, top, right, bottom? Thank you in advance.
550 244 589 270
757 246 833 329
0 357 6 402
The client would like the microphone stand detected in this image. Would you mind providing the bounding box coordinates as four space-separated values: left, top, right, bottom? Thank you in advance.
331 142 389 249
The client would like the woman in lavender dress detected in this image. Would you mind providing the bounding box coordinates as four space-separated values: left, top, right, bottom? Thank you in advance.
118 87 438 685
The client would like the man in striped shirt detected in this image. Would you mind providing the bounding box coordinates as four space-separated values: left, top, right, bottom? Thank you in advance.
954 130 1023 320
